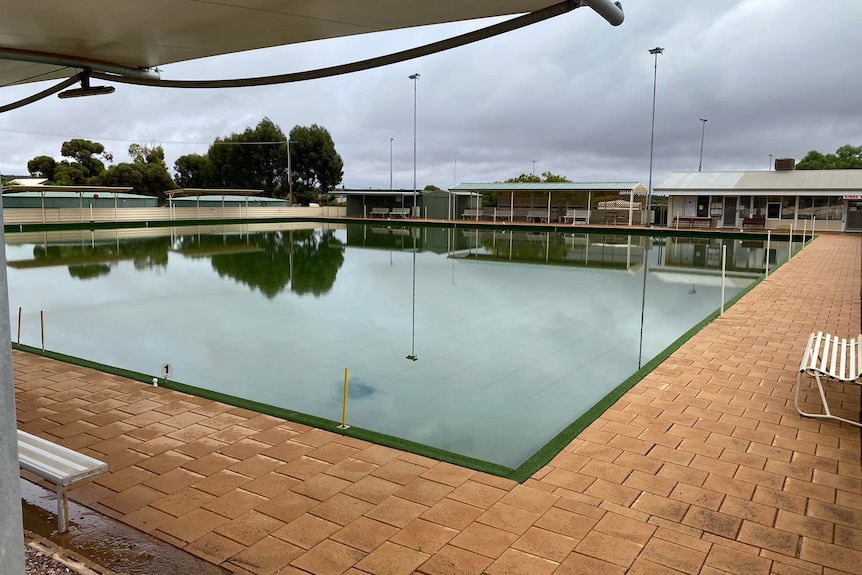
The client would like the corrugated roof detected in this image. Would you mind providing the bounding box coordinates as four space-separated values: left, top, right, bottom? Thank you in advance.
340 189 480 197
655 172 745 191
4 185 134 193
173 195 286 203
657 170 862 194
166 188 262 197
2 190 152 200
452 182 644 192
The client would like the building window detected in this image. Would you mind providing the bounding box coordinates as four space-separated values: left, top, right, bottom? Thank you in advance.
798 196 814 219
767 197 781 219
781 196 796 219
753 196 767 217
813 197 843 221
739 196 751 218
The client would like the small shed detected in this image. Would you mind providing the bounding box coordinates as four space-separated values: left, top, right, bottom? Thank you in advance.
341 189 423 217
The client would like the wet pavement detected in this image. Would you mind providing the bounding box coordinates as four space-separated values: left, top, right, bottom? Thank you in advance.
14 233 862 575
21 479 227 575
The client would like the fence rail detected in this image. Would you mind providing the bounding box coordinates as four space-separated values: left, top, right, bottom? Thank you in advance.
2 206 346 225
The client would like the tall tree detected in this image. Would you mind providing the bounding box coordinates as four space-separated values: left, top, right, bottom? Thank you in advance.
289 124 344 205
206 118 288 196
27 156 57 181
173 153 209 188
27 139 113 185
59 139 112 182
504 171 570 183
796 144 862 169
101 144 175 201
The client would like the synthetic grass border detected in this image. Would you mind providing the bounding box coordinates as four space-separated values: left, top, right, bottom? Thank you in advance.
9 224 810 482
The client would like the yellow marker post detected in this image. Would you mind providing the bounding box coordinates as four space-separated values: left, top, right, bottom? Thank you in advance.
338 368 350 429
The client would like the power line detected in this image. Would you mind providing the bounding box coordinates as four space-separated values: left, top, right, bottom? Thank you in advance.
0 126 287 147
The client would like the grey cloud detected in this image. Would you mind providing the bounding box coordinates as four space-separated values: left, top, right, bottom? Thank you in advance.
1 1 861 191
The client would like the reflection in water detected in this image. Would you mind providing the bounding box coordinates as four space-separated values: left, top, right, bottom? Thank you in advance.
7 223 790 467
174 228 345 298
9 226 346 298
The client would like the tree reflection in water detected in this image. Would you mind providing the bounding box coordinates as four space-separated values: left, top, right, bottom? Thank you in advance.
27 229 345 298
175 229 346 298
31 237 171 280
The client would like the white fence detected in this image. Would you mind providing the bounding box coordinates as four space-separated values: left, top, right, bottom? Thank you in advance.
2 206 346 226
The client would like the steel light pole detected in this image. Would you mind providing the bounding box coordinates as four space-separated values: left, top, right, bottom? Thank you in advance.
647 47 664 224
389 137 394 190
532 160 537 176
768 153 773 171
409 73 420 216
698 118 708 172
286 139 295 205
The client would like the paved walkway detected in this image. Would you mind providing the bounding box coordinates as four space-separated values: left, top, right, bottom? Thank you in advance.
15 234 862 575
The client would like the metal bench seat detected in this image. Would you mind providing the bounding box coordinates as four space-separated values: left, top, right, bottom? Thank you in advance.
18 430 108 532
795 331 862 427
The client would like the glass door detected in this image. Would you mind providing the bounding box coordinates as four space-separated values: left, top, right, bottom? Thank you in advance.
723 197 738 227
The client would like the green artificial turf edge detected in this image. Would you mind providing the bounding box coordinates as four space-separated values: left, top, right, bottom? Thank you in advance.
10 224 810 482
10 342 513 478
506 235 809 482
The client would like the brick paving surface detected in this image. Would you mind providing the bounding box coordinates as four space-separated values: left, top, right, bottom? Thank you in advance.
15 234 862 574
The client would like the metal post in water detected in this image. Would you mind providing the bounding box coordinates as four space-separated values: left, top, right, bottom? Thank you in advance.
765 230 772 278
338 368 350 429
17 307 21 344
720 244 727 316
802 220 807 246
40 310 44 350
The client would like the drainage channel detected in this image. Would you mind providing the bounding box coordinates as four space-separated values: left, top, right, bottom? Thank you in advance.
21 479 228 575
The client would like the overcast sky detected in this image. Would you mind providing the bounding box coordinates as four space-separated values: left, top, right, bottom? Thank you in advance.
1 0 860 191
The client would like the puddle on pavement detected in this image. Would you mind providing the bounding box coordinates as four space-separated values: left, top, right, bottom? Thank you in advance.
21 479 228 575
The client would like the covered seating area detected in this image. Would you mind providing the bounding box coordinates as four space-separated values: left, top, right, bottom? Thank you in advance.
449 182 648 225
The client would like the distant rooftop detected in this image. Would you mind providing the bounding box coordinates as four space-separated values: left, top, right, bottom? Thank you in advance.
657 170 862 194
451 182 646 192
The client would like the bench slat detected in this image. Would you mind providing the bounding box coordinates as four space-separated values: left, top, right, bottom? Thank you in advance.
18 431 107 486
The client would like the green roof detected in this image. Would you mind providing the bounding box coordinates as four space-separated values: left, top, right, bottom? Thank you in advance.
2 190 153 200
451 182 645 192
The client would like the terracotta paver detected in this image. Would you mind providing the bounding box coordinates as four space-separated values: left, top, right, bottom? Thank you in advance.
14 233 862 575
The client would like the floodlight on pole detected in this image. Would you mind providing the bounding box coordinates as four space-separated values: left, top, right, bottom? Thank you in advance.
409 73 420 215
698 118 707 172
647 46 664 223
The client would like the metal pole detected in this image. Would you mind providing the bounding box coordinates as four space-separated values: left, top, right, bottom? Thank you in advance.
532 160 536 176
647 47 664 226
768 154 773 171
765 230 772 278
409 73 420 216
390 138 394 190
0 175 25 573
720 244 727 315
698 118 708 172
287 140 294 206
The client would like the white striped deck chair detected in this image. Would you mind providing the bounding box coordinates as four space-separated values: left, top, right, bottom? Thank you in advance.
795 331 862 427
